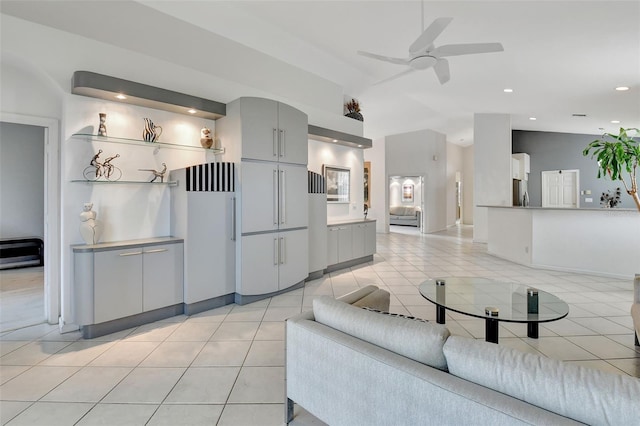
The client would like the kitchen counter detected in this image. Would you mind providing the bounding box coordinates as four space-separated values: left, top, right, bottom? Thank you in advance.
479 205 638 212
327 218 376 226
484 206 639 279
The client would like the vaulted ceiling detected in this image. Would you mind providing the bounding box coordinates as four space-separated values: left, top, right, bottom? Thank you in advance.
3 1 639 145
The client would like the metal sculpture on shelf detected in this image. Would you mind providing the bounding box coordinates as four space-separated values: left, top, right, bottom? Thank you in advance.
142 118 162 142
139 163 167 183
98 113 107 136
83 150 122 181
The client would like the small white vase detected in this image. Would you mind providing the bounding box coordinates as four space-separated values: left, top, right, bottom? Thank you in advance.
79 203 103 244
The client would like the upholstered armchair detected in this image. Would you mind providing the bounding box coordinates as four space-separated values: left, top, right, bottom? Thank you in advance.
632 274 640 346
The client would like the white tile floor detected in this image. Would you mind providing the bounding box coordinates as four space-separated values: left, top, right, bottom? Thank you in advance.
1 225 639 425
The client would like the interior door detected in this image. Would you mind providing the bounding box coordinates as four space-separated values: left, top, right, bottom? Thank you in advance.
542 170 579 208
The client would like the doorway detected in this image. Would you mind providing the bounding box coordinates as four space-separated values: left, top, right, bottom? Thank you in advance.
389 175 424 234
0 122 45 331
0 113 60 330
541 170 579 208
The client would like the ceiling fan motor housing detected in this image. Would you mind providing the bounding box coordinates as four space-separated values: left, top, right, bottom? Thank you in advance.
410 55 438 70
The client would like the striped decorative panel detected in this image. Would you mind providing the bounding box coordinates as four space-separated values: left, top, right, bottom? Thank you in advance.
308 170 326 194
185 162 235 192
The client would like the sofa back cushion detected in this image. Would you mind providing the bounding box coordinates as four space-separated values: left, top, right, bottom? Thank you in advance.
389 206 416 216
313 296 450 370
443 336 640 425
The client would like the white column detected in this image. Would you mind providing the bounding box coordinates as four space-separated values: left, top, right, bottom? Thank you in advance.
473 113 512 242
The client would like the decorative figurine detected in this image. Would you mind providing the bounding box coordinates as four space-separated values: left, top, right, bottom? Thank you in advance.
200 126 213 148
79 202 103 245
139 163 167 183
102 153 121 181
142 118 162 142
98 113 107 136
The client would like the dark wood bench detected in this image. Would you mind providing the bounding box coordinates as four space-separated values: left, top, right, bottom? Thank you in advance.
0 238 44 270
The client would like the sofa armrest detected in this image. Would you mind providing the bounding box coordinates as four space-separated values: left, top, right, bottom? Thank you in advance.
634 274 640 304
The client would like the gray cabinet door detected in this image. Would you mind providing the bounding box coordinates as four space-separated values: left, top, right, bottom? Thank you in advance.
94 248 143 323
337 226 353 263
241 161 278 234
143 243 184 311
351 224 366 259
277 102 308 165
278 163 308 230
278 229 308 290
240 98 279 162
239 233 279 296
364 222 377 256
327 227 339 266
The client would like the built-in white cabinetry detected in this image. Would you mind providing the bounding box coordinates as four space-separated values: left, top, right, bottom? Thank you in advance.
239 229 308 296
73 238 184 338
170 163 236 314
512 153 531 181
235 97 308 164
93 247 143 324
326 220 376 271
217 97 309 303
240 161 308 233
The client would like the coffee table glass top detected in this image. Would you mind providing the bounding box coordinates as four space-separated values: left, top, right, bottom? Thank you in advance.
419 277 569 323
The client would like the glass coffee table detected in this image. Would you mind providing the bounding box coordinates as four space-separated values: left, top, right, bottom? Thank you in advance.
419 277 569 343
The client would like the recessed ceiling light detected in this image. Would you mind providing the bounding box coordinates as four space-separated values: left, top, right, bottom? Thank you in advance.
611 120 620 124
115 94 127 100
357 144 363 148
332 139 338 143
187 109 197 114
615 86 629 91
503 88 513 93
529 117 537 121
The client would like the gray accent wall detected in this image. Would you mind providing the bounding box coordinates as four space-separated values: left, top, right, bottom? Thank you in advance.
512 130 634 209
0 122 45 238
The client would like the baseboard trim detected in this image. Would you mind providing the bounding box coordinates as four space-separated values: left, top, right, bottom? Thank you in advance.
81 304 184 339
184 294 235 316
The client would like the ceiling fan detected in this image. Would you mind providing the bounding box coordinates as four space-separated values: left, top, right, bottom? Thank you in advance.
358 16 504 85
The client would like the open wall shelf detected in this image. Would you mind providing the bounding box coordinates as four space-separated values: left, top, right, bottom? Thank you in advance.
71 133 225 154
70 179 178 186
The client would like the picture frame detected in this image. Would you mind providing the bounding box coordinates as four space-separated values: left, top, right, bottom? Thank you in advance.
323 165 350 203
402 183 414 202
364 161 371 208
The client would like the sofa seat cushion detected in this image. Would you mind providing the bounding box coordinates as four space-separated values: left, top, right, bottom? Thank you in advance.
313 296 450 370
443 336 640 425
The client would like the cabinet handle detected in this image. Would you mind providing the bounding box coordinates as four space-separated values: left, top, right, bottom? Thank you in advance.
279 129 285 158
273 169 278 225
280 169 286 224
231 196 236 241
272 128 278 157
144 248 167 254
119 251 142 257
274 238 279 265
280 237 285 264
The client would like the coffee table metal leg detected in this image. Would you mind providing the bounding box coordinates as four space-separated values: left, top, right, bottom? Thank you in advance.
527 323 539 339
485 318 499 344
436 305 446 324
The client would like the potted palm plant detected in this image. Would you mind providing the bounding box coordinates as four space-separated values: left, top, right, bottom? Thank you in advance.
583 127 640 211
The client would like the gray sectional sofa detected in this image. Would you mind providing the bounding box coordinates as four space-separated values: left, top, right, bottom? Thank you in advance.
285 286 640 426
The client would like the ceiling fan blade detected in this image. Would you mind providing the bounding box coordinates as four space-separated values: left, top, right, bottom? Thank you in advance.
373 68 416 85
409 17 453 55
433 58 450 84
357 50 409 65
434 43 504 57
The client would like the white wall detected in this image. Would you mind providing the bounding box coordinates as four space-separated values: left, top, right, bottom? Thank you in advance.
0 122 45 239
386 129 447 233
462 145 475 225
389 176 422 208
473 113 512 242
364 137 387 232
308 139 365 222
446 142 464 227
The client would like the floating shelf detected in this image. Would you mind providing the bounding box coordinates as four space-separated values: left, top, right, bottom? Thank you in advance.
71 133 225 154
71 179 178 186
70 179 178 187
308 125 372 149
